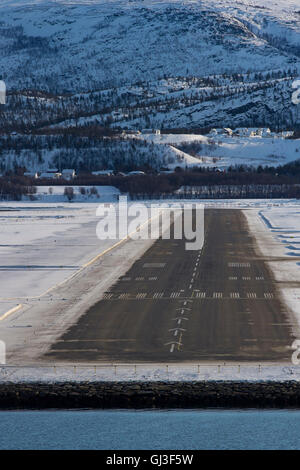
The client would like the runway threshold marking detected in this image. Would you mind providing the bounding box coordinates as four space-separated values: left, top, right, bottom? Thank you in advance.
136 293 147 299
264 293 274 299
100 292 278 301
247 292 257 299
153 292 164 299
213 292 223 298
228 262 251 268
195 292 206 298
230 292 240 299
170 292 181 298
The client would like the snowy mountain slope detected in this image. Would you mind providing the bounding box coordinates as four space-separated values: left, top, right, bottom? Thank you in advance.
0 0 299 171
0 0 299 93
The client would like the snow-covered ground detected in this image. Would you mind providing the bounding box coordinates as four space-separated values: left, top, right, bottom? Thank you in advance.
34 185 120 202
137 133 300 168
0 198 156 305
0 202 109 303
245 205 300 334
0 363 299 383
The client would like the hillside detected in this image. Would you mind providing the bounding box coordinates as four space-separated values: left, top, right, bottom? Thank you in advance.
0 0 299 171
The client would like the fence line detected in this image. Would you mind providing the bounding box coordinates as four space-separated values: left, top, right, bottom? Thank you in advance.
0 363 296 381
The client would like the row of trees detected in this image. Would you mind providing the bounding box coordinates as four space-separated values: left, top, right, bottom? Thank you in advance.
0 179 36 200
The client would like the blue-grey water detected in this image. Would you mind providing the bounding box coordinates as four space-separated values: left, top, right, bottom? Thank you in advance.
0 409 300 450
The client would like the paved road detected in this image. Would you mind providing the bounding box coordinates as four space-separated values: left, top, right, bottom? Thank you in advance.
46 209 294 363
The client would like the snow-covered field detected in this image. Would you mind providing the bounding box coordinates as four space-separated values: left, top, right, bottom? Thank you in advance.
34 185 120 202
138 133 300 168
245 204 300 333
0 202 109 304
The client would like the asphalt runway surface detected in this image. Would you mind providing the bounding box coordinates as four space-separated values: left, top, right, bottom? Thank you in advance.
46 209 294 363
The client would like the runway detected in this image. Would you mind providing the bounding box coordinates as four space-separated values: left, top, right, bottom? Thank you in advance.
46 209 294 363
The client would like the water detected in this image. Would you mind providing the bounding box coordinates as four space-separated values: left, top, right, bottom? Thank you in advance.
0 409 300 450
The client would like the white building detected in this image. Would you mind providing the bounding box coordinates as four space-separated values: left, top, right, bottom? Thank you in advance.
234 128 272 138
92 170 114 176
40 172 61 179
24 171 39 179
62 169 76 180
46 168 59 173
141 129 161 135
128 171 146 176
208 128 232 136
0 80 6 105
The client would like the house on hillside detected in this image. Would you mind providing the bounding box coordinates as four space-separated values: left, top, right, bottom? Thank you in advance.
40 168 62 179
128 171 146 176
40 172 62 179
208 128 232 136
46 168 59 173
92 170 114 176
233 128 252 137
281 131 294 138
141 129 161 135
24 171 39 179
233 127 272 138
260 128 272 137
121 130 141 135
62 169 76 180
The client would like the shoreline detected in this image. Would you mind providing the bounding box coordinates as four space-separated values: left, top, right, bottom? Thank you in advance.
1 381 300 409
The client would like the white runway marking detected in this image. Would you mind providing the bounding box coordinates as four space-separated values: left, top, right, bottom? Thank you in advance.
247 292 257 299
170 292 181 298
195 292 206 298
213 292 223 298
136 293 147 299
264 292 274 299
229 276 237 280
119 293 130 299
153 292 164 299
228 262 250 268
230 292 240 299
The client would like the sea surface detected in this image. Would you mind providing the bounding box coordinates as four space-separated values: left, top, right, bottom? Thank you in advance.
0 409 300 450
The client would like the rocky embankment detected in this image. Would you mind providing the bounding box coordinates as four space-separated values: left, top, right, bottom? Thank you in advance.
0 381 300 409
